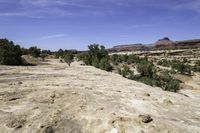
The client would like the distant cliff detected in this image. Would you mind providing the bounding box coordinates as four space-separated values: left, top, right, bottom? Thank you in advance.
109 44 147 51
108 38 200 52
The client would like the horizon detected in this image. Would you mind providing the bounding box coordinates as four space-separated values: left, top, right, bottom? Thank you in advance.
0 0 200 50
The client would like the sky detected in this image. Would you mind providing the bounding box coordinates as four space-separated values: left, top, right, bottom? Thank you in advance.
0 0 200 50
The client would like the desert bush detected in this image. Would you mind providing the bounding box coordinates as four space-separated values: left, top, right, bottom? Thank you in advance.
138 77 154 86
76 52 91 65
127 54 140 64
114 56 180 92
196 60 200 66
183 58 188 63
0 39 22 65
137 59 155 78
41 50 50 61
99 57 113 71
28 46 41 58
40 53 47 61
63 52 74 66
165 80 180 92
193 66 200 72
110 54 121 65
192 61 200 72
21 48 29 55
42 50 52 55
171 60 191 75
157 59 171 67
155 71 180 92
110 54 140 65
77 44 112 71
121 54 129 62
117 65 133 78
55 49 64 58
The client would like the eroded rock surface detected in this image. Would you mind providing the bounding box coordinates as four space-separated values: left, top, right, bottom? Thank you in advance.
0 59 200 133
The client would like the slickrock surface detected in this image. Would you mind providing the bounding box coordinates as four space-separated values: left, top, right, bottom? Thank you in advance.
0 59 199 133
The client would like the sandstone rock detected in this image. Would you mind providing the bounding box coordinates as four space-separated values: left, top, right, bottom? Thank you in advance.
18 81 23 85
163 99 173 106
43 126 54 133
155 37 174 47
6 118 26 129
144 92 150 97
139 114 153 123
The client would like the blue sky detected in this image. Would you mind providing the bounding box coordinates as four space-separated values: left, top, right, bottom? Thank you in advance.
0 0 200 50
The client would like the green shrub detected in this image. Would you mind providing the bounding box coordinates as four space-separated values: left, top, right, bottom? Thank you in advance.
41 50 49 61
110 54 121 65
115 57 180 92
121 54 129 62
183 58 188 63
92 57 100 68
63 52 74 66
192 61 200 72
171 60 191 75
0 39 22 65
110 54 140 65
137 76 158 86
196 60 200 66
29 46 41 58
127 54 140 64
21 48 29 55
118 65 131 77
155 71 180 92
137 59 155 78
41 50 52 58
77 52 91 65
165 80 180 92
77 44 112 72
157 59 171 67
99 57 113 71
55 49 64 58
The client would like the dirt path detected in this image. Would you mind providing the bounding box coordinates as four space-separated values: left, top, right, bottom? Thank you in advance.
0 59 200 133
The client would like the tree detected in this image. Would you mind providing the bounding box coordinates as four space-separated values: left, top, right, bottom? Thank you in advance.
29 46 41 58
87 44 109 64
0 39 22 65
76 44 112 71
41 53 47 61
63 52 74 66
42 50 52 55
55 49 64 58
21 48 29 55
41 50 52 61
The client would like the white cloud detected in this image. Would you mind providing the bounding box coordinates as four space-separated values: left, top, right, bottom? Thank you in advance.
172 0 200 13
19 0 94 8
41 34 67 39
130 24 153 28
16 34 67 44
0 12 27 17
0 0 110 18
1 0 200 19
